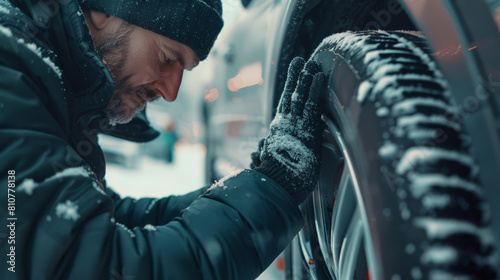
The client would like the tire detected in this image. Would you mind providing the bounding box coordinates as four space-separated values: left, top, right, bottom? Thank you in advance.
286 31 498 280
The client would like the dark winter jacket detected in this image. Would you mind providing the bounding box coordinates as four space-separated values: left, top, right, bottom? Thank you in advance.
0 0 303 279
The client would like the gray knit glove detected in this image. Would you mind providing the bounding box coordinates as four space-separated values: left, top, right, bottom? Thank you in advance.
256 57 326 204
249 138 265 169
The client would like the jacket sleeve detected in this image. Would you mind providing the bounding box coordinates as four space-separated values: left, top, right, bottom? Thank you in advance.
95 170 303 280
105 185 209 228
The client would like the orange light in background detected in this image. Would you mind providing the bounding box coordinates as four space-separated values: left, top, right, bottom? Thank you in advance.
227 78 240 92
433 45 462 58
226 120 245 138
432 42 479 57
495 7 500 31
204 88 219 102
276 257 285 271
227 62 264 92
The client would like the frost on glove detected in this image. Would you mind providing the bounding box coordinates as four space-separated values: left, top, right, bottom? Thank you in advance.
256 57 326 205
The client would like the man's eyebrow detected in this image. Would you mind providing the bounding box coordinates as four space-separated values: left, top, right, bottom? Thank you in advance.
162 44 198 70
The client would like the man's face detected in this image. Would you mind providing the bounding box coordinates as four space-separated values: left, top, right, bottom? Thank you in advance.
92 17 199 125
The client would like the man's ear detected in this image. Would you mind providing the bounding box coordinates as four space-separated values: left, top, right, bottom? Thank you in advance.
89 10 112 30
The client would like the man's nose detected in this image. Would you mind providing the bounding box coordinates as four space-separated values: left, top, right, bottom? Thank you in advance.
153 63 184 102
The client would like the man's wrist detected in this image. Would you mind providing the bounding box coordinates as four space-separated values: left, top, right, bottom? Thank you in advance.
254 160 311 205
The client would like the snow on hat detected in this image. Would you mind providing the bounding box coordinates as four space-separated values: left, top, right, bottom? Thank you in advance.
79 0 223 60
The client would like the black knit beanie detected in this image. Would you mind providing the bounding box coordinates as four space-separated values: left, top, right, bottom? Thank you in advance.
79 0 223 61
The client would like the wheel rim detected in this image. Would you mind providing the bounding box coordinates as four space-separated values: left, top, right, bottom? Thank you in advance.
298 116 379 280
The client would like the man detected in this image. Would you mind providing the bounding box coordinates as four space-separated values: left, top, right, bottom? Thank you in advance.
0 0 325 279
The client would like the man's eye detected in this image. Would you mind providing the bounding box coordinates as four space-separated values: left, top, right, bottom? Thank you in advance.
164 55 172 64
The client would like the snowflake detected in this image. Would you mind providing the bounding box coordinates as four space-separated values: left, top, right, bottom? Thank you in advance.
116 223 136 238
92 181 106 195
145 198 160 214
208 169 244 191
144 224 156 231
50 167 89 181
55 200 80 221
0 24 13 37
17 178 37 195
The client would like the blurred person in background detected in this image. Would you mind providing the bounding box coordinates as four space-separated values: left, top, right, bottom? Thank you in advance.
163 117 178 163
0 0 324 279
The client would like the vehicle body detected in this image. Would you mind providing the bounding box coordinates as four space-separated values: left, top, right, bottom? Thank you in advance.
99 134 142 169
201 0 500 278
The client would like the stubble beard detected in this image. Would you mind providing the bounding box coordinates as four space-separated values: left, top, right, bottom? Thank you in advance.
95 23 158 126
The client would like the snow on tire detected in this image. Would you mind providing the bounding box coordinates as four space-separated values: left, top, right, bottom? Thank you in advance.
306 31 497 279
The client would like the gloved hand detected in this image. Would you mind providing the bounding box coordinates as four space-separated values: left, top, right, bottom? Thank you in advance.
255 57 326 204
249 138 265 169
